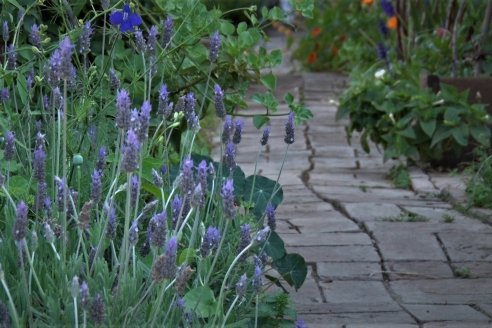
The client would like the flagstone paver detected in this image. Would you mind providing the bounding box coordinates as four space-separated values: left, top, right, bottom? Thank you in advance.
213 33 492 326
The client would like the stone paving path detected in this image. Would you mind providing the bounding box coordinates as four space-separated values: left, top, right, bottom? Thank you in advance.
214 35 492 327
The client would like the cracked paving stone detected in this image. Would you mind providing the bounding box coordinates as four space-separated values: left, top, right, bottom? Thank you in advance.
288 217 360 233
385 261 454 280
438 231 492 262
343 203 402 223
286 245 380 262
317 262 383 281
282 232 372 247
320 281 396 305
404 304 490 322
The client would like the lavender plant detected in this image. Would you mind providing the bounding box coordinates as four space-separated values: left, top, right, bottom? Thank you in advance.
0 0 308 326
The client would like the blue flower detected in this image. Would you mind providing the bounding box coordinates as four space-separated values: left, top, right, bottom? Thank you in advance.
109 4 142 32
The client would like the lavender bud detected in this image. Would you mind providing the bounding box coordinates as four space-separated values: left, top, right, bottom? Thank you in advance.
29 24 42 48
80 282 90 310
36 182 47 213
180 156 194 197
197 160 208 192
236 273 247 297
221 178 235 219
381 0 396 16
122 129 140 172
171 194 182 228
129 220 139 246
88 124 97 146
138 101 151 141
284 112 295 144
71 276 80 299
208 162 215 177
209 31 220 63
265 202 276 231
214 84 226 118
149 211 166 248
152 168 163 188
116 89 132 130
101 0 109 10
0 300 10 328
158 84 172 117
184 92 197 128
0 88 9 102
260 126 270 146
377 42 388 61
14 201 28 242
142 199 159 214
130 175 140 207
109 69 120 91
106 206 117 240
252 265 262 293
26 72 34 92
223 142 236 170
140 234 151 257
134 29 147 53
232 119 243 144
151 236 178 281
200 226 221 257
147 25 158 55
162 16 173 48
43 222 55 243
53 87 63 110
379 20 389 37
175 265 194 295
96 146 107 173
7 44 16 70
238 224 251 256
43 94 49 110
55 176 67 212
2 21 8 42
79 201 94 230
4 131 15 161
191 184 204 208
49 37 76 84
90 169 102 203
295 319 308 328
79 21 93 55
90 293 105 325
221 116 233 144
175 96 185 114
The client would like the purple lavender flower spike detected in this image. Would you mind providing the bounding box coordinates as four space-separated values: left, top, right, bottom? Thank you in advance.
197 160 208 192
162 16 173 48
109 69 120 90
130 108 140 132
214 84 226 118
33 146 46 182
255 226 270 243
200 226 221 257
138 101 151 141
158 84 172 117
381 0 396 17
221 178 235 219
222 115 233 144
236 273 247 297
184 92 197 128
260 126 270 146
147 25 158 54
90 170 102 203
130 175 140 207
232 119 243 144
7 44 16 70
57 37 76 81
134 29 147 53
43 94 49 110
180 156 194 196
53 87 63 110
122 129 140 172
265 202 276 231
379 20 389 37
224 142 236 169
175 96 186 114
171 194 182 228
2 21 8 42
377 42 388 61
151 236 178 280
36 182 47 213
80 281 90 311
106 206 117 240
4 131 15 161
90 293 105 325
96 146 107 173
238 224 251 255
109 3 142 32
252 264 262 293
284 112 295 145
192 184 204 208
29 24 41 49
149 211 166 248
209 31 220 63
0 88 9 102
116 89 132 129
79 21 93 55
14 201 28 243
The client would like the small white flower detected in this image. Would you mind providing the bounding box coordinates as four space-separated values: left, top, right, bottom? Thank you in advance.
375 69 386 79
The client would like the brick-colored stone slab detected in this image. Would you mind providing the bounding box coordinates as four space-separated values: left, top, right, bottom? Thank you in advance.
286 245 380 262
404 304 489 322
390 279 492 304
386 261 454 280
317 262 383 281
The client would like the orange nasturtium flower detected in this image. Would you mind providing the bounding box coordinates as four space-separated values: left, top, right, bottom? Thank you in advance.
307 52 317 64
362 0 374 5
387 16 398 30
311 26 321 38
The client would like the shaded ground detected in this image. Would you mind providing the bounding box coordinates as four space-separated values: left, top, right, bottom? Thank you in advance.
214 33 492 327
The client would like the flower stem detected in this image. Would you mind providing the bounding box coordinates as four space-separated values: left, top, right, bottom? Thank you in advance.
221 295 239 328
